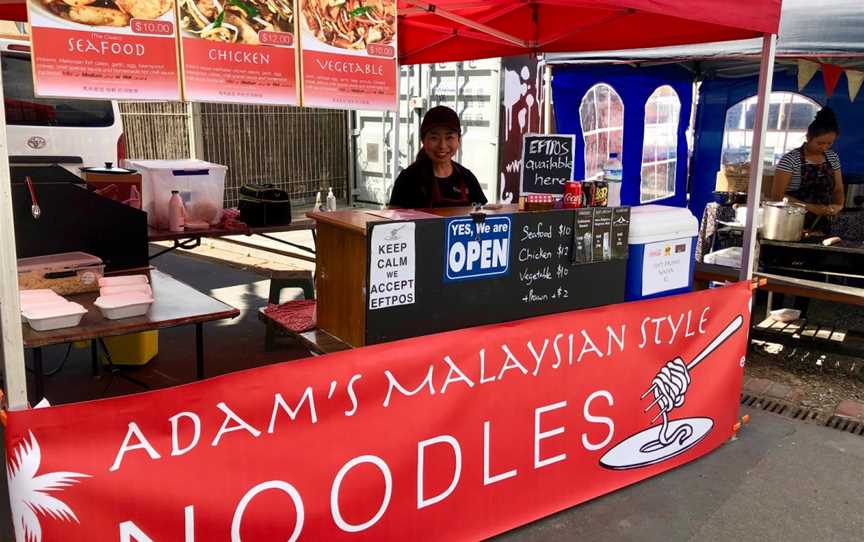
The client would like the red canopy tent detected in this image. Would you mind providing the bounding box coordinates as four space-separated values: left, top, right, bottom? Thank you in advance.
0 1 782 409
0 1 782 57
397 0 781 64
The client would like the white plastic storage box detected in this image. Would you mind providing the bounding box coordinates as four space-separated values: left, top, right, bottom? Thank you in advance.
625 205 699 301
125 159 227 229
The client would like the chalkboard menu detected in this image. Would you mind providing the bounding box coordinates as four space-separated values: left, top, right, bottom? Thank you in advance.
520 134 576 195
365 209 629 345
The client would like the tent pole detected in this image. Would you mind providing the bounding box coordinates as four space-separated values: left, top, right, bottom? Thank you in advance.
392 64 402 191
0 64 28 410
543 64 552 134
740 33 777 282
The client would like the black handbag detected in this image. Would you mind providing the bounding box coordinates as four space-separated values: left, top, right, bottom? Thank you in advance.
239 183 292 227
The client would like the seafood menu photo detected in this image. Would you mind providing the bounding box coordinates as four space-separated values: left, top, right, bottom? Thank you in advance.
298 0 398 111
35 0 174 28
26 0 181 100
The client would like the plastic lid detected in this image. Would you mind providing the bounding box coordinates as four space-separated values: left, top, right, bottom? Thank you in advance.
628 205 699 244
22 302 87 320
123 159 227 171
98 275 150 287
95 292 154 310
18 252 103 273
20 289 62 299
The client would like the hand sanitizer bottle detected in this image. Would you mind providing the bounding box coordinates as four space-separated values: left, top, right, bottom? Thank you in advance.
326 187 337 212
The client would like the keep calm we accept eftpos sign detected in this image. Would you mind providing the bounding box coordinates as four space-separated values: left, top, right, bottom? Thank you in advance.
5 283 751 541
520 134 576 195
369 222 416 310
26 0 180 100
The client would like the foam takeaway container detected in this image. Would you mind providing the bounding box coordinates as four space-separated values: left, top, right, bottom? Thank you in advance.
625 205 699 301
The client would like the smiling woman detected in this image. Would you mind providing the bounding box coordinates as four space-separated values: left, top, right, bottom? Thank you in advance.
389 106 488 209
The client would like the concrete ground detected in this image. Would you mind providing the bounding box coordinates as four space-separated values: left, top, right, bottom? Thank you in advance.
2 249 863 540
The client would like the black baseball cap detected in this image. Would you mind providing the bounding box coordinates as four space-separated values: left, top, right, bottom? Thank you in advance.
420 106 461 138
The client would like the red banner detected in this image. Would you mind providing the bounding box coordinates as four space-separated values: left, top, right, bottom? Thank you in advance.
5 284 751 541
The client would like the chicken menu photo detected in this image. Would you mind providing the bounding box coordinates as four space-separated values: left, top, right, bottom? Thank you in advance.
177 0 299 104
297 0 397 111
26 0 181 100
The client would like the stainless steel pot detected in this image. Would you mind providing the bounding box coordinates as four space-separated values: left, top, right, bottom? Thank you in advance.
762 199 807 241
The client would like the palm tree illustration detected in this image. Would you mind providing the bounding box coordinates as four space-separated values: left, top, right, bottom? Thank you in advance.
7 431 91 542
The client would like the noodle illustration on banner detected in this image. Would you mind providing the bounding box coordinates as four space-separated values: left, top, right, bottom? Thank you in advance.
600 315 744 470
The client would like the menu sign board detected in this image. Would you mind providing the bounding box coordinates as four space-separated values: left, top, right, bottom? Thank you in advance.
520 134 576 196
26 0 180 100
297 0 397 111
177 0 299 104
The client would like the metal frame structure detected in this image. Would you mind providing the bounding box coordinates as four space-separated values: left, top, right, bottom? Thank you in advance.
0 2 779 410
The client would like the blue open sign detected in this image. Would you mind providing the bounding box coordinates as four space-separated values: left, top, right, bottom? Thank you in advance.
444 216 512 282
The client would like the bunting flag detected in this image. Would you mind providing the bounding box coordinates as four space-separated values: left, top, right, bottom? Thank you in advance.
847 70 864 102
797 59 820 91
822 63 844 98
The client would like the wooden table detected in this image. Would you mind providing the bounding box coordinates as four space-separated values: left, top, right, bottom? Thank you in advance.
22 269 240 401
695 262 864 306
148 219 316 263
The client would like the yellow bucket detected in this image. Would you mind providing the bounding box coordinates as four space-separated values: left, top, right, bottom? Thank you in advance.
101 331 159 366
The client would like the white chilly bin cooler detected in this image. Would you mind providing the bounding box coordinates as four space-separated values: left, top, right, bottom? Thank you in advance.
625 205 699 301
125 159 227 229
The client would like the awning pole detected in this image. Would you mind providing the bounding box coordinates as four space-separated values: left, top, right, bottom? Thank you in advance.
0 64 29 410
543 64 553 134
392 64 402 188
740 33 777 281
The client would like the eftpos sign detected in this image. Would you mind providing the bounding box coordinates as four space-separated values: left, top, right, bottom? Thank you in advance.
444 216 511 282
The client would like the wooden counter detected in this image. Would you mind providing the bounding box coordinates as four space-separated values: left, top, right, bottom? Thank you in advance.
309 205 626 347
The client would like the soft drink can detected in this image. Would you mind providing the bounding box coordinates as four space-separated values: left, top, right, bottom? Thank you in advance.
563 181 582 209
592 181 609 207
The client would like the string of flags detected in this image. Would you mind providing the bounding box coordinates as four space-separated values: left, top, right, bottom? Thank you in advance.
798 59 864 101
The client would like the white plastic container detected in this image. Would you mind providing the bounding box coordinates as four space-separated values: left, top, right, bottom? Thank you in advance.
734 206 764 227
126 159 227 229
17 252 104 295
94 292 154 320
626 205 699 300
23 302 88 331
770 308 801 323
703 246 742 268
100 284 153 297
98 275 150 288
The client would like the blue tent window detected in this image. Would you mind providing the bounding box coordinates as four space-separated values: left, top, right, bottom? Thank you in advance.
579 83 624 181
721 92 820 171
641 85 681 203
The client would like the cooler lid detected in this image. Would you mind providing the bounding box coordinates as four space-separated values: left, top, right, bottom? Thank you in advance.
17 252 103 273
628 205 699 244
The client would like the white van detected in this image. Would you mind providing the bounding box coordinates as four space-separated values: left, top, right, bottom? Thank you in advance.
1 36 125 174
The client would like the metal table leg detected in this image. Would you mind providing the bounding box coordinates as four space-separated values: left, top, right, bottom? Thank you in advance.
196 323 204 380
33 347 44 401
91 339 100 377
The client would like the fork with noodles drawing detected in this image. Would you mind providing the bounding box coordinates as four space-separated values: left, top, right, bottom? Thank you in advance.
641 315 745 425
